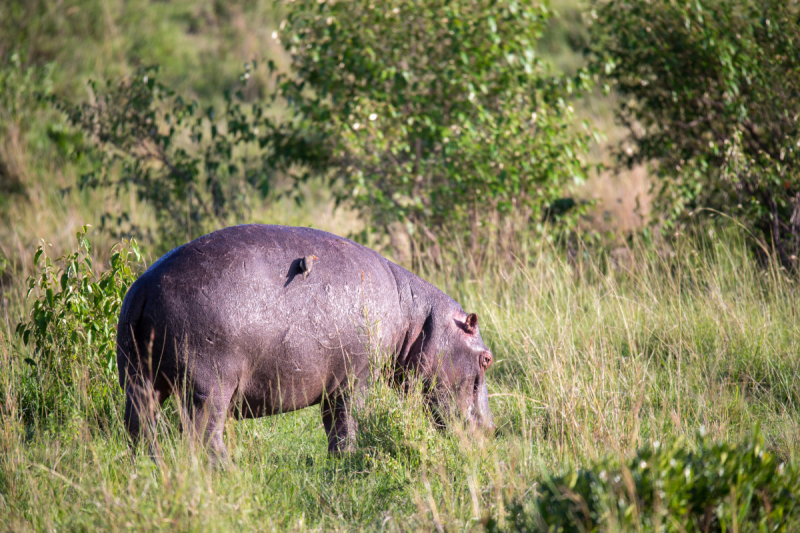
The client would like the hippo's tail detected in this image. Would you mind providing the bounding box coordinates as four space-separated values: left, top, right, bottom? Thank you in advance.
116 277 149 391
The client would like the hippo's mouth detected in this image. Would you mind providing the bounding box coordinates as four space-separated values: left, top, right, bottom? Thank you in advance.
423 376 494 433
470 373 495 434
454 375 481 428
463 375 480 419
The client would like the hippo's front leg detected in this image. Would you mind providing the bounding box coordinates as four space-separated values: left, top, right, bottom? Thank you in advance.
321 391 362 453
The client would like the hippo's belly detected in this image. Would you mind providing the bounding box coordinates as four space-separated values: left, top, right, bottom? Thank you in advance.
228 280 383 417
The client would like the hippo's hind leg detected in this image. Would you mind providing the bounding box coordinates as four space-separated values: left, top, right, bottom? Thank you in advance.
184 384 234 468
123 374 172 462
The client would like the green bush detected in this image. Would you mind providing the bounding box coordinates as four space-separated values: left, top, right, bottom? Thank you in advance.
0 52 53 124
54 66 281 250
276 0 594 255
15 226 143 422
589 0 800 269
492 433 800 532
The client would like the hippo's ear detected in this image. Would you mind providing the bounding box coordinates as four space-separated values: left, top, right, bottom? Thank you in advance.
464 313 479 335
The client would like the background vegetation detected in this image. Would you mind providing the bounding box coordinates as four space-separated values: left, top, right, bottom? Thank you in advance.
2 0 800 530
589 0 800 270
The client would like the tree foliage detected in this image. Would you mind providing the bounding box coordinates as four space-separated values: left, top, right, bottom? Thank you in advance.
54 65 286 250
278 0 593 250
590 0 800 269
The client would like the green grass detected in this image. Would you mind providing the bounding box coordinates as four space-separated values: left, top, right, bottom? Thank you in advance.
2 229 800 531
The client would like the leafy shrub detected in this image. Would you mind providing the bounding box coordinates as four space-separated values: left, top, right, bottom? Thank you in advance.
15 226 143 421
589 0 800 270
277 0 594 256
0 51 53 128
53 65 283 251
491 433 800 532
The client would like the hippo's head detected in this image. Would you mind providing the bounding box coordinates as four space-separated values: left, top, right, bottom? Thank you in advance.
420 310 495 435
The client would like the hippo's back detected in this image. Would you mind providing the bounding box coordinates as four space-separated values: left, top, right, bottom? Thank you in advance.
117 225 404 413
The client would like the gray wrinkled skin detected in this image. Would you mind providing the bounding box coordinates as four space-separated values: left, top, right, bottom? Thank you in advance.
117 225 494 462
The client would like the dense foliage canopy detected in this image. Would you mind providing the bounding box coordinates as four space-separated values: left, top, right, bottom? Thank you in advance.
277 0 593 252
590 0 800 268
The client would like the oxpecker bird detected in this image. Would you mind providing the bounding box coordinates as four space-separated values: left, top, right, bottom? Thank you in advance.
300 254 319 280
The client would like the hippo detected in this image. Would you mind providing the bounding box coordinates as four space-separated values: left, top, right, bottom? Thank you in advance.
116 225 494 462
